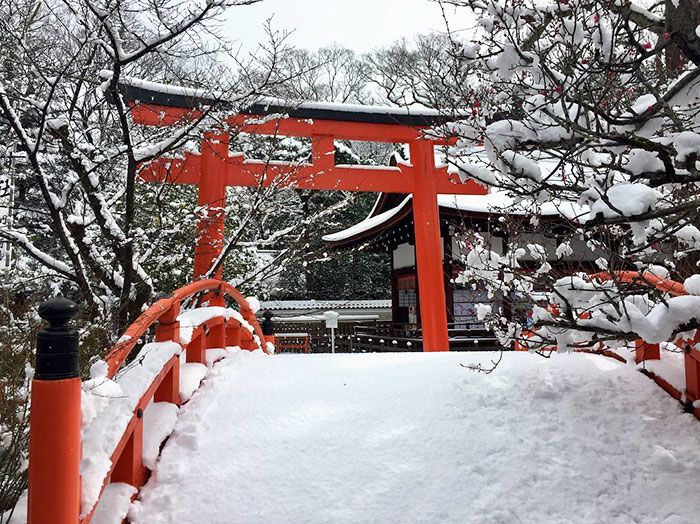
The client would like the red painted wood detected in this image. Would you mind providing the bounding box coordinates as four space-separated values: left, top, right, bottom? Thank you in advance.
154 359 181 405
104 279 267 376
685 348 700 405
129 101 456 143
187 330 206 365
194 132 228 282
226 320 242 349
129 103 195 126
28 379 81 524
155 304 181 345
634 339 660 363
228 114 441 143
139 151 201 185
110 419 148 487
227 161 414 193
410 140 449 351
141 152 487 196
592 271 687 296
206 317 226 349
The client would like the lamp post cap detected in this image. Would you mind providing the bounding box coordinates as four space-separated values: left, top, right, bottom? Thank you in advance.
38 296 79 328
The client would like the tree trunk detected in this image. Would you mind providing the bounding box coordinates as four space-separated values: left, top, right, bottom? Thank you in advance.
667 0 700 66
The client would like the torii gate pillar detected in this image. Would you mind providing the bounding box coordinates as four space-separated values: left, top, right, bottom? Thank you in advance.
194 131 227 306
411 140 450 351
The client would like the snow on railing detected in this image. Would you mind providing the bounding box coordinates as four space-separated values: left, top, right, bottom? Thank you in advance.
23 279 271 524
514 271 700 419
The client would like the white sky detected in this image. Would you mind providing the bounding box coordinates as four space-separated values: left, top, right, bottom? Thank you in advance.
222 0 471 54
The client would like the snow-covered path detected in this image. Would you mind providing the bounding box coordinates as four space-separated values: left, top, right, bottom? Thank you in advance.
130 351 699 524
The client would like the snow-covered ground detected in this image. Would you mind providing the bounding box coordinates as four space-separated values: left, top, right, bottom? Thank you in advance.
127 351 699 524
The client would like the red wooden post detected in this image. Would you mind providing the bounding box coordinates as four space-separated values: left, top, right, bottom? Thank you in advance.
111 423 148 487
154 357 181 405
410 139 450 351
227 322 242 348
154 305 182 405
195 131 228 309
155 303 181 344
241 333 255 351
206 318 226 349
312 135 335 171
240 308 258 350
685 347 700 414
635 339 660 363
187 330 206 364
28 298 81 524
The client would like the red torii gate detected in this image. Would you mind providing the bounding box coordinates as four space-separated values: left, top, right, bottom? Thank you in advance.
120 79 486 351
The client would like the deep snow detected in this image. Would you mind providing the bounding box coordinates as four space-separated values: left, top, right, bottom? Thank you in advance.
129 351 699 524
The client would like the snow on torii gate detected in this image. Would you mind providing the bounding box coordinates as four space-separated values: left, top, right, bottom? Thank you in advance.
119 79 486 351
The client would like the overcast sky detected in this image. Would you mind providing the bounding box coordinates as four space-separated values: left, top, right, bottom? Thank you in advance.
222 0 471 54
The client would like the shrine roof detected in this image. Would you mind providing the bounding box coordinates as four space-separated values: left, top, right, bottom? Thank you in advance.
323 191 589 248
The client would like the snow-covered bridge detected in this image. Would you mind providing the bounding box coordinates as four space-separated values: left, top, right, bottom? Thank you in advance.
17 278 700 523
124 350 700 524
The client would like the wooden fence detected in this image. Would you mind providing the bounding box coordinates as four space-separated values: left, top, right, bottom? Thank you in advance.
272 321 502 353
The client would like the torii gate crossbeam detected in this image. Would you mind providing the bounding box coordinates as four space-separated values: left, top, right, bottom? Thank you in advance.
120 79 486 351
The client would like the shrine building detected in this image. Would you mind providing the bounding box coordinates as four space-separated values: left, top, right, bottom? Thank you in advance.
323 176 600 350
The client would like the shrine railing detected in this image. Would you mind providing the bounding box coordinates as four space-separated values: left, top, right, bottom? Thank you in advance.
25 279 270 524
514 270 700 418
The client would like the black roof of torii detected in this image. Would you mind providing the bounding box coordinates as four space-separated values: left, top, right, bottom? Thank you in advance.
113 74 457 127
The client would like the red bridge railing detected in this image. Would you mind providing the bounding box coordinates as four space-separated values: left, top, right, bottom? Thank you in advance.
515 271 700 418
26 279 270 524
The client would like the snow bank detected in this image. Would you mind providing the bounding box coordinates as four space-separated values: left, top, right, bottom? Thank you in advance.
684 275 700 295
179 362 207 402
90 483 137 524
246 296 261 314
130 352 700 524
640 359 687 392
142 402 179 470
205 348 230 368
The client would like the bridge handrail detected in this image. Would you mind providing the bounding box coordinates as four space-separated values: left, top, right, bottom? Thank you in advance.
104 278 265 377
590 270 687 297
25 278 270 524
516 270 688 349
514 270 699 418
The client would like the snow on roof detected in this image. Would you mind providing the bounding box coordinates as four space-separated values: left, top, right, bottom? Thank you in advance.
437 192 589 221
322 191 589 244
102 71 218 101
112 73 453 125
251 97 442 118
322 196 412 243
260 299 391 311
